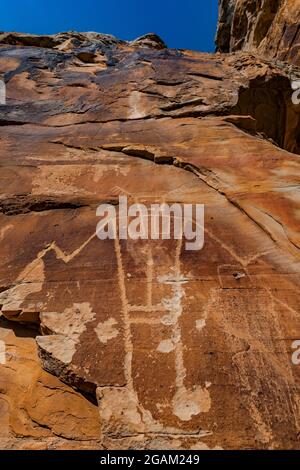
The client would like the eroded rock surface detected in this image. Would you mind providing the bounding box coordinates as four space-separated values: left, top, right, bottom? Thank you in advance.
0 319 101 449
0 22 300 450
216 0 300 65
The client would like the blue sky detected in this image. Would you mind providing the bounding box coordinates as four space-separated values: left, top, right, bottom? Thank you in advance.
0 0 219 52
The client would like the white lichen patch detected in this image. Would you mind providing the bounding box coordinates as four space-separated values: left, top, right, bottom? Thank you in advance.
157 339 175 353
39 302 96 363
94 317 119 344
172 386 211 421
40 302 96 339
128 91 146 119
196 319 206 331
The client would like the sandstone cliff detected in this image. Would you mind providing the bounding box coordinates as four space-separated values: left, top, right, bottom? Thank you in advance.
216 0 300 65
0 8 300 450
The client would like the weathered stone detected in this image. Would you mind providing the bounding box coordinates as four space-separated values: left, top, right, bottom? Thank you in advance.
216 0 300 66
0 8 300 450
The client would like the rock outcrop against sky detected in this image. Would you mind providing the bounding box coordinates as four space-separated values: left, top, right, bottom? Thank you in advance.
0 2 300 450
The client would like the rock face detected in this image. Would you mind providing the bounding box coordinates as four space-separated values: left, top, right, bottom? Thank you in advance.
0 320 101 449
216 0 300 65
0 18 300 450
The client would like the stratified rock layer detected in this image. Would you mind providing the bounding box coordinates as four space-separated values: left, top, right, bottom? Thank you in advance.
0 27 299 450
216 0 300 65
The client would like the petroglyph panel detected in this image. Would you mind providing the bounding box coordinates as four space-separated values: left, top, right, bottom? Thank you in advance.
0 31 300 449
